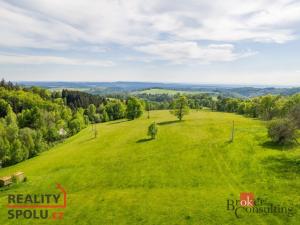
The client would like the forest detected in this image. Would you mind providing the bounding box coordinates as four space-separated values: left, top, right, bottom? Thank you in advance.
0 80 144 167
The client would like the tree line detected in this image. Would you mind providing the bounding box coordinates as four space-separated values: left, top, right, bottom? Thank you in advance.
214 95 300 144
166 93 300 145
136 93 214 110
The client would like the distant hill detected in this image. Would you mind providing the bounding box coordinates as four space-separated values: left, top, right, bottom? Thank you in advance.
17 81 300 98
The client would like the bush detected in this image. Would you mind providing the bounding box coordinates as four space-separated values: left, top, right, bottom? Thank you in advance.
148 122 158 139
268 119 298 145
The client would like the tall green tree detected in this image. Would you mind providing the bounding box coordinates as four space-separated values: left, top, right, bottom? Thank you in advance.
5 106 19 143
258 95 279 120
0 120 10 166
68 119 82 135
86 104 97 123
10 139 27 164
126 97 143 120
19 128 35 157
101 110 110 122
170 95 190 121
289 103 300 128
0 99 9 118
105 101 126 120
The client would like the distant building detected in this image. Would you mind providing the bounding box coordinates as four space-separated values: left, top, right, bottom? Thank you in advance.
58 128 67 136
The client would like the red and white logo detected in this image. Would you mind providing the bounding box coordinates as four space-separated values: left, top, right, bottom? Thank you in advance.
240 192 254 207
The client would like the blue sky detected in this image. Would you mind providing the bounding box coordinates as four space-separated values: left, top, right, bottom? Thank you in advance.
0 0 300 85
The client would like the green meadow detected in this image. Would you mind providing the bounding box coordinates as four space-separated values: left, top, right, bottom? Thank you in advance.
133 88 211 95
0 110 299 225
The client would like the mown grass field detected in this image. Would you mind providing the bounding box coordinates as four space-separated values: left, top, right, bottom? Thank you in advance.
0 110 299 225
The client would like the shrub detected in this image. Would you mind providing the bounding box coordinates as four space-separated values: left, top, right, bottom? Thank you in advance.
148 122 158 139
268 119 298 145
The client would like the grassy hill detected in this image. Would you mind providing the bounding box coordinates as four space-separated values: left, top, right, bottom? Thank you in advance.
0 110 299 225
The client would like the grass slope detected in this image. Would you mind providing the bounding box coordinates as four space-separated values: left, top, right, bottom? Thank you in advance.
0 110 299 225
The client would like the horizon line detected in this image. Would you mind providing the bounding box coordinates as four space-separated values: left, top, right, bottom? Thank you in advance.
10 80 300 88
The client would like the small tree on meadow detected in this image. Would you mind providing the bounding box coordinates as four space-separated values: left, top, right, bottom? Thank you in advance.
170 95 189 121
148 122 158 139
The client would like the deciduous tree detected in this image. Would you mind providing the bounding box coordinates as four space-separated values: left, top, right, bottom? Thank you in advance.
170 95 189 121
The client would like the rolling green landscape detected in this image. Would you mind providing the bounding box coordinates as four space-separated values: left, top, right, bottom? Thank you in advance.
0 110 299 225
19 82 300 98
2 1 300 224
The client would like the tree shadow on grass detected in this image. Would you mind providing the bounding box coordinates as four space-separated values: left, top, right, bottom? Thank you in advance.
108 120 128 125
262 155 300 178
136 138 153 143
260 141 296 151
224 140 234 145
157 120 180 126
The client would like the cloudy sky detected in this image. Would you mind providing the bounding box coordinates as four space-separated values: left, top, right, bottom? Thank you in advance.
0 0 300 85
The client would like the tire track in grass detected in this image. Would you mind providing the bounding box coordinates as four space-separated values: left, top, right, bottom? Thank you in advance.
204 117 281 224
205 140 269 225
187 114 258 224
222 125 284 225
207 139 283 225
218 146 284 224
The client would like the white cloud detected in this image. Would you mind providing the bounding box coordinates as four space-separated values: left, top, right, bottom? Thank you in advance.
0 53 114 66
136 42 256 63
0 0 300 63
